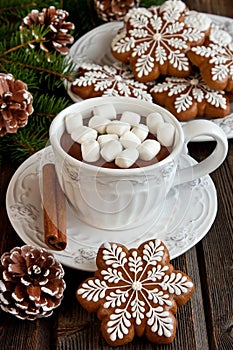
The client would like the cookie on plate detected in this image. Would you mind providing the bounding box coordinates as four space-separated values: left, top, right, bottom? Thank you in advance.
111 1 211 82
70 62 153 101
188 26 233 92
150 72 231 121
76 239 194 346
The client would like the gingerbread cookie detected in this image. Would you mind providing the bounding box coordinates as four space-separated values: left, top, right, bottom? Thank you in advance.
111 1 210 82
184 10 212 33
70 62 153 101
150 72 230 121
188 26 233 92
76 239 194 346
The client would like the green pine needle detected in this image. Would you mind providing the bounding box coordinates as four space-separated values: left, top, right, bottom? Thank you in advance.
0 0 167 165
141 0 165 6
0 117 48 163
33 93 71 116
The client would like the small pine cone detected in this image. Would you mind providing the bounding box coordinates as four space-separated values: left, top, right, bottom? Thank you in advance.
20 6 74 55
0 245 66 320
94 0 141 21
0 73 33 137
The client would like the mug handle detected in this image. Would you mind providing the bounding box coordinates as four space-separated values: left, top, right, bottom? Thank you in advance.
173 120 228 186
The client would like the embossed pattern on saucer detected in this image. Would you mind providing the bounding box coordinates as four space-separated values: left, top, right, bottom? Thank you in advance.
6 146 217 271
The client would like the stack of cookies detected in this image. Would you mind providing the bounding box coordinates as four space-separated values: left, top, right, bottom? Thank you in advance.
70 0 233 121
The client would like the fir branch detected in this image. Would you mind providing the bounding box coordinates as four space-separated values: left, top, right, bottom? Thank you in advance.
0 0 76 164
0 115 50 164
0 0 61 11
0 0 167 165
0 2 37 12
1 57 70 81
2 38 46 55
141 0 165 6
32 93 71 115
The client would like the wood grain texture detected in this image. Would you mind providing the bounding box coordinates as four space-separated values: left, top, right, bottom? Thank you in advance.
0 1 233 349
185 0 233 17
55 252 208 350
188 140 233 350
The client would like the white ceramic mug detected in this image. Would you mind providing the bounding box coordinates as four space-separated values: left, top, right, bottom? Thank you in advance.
49 97 228 230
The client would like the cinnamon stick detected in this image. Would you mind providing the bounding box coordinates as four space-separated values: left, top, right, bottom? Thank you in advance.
43 163 67 251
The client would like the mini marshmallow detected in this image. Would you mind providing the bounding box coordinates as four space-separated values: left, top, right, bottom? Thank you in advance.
81 140 100 162
106 121 131 137
137 139 161 161
146 112 164 135
157 123 175 147
115 148 139 169
131 123 149 142
120 131 141 148
100 139 123 162
120 111 141 126
71 125 97 144
65 112 83 134
88 116 110 134
93 103 116 120
97 134 118 148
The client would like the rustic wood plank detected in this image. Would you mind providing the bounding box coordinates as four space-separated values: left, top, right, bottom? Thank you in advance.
0 315 54 350
185 0 233 17
175 248 210 350
200 142 233 350
55 248 208 350
188 139 233 350
0 1 232 349
0 161 54 350
0 162 22 252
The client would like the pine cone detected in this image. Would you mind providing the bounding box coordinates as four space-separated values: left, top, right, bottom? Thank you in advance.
0 245 66 320
94 0 141 21
20 6 74 55
0 73 33 137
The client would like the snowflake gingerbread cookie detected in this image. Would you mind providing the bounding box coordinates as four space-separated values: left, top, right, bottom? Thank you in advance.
111 1 210 82
70 62 153 101
188 26 233 92
150 72 231 121
76 239 194 346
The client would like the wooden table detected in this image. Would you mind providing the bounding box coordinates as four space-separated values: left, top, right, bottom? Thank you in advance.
0 1 232 349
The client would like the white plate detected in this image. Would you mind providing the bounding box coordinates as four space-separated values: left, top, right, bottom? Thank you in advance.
6 146 217 271
65 14 233 141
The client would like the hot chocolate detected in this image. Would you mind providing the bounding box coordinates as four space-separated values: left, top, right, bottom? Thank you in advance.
50 96 228 230
61 129 171 169
60 106 173 169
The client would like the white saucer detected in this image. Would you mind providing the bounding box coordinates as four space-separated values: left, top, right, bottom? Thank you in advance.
6 146 217 271
65 13 233 141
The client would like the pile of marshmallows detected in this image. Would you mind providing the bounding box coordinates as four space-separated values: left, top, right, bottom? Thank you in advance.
65 103 175 168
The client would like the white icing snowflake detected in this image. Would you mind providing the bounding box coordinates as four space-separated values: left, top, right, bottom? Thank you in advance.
209 25 232 46
77 239 194 346
199 44 233 81
151 73 228 118
111 1 205 81
184 11 212 32
71 62 152 101
190 27 233 91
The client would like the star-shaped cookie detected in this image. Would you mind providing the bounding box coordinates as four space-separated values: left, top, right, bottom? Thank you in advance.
76 239 194 346
111 1 209 82
70 62 153 101
188 26 233 92
150 72 230 120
